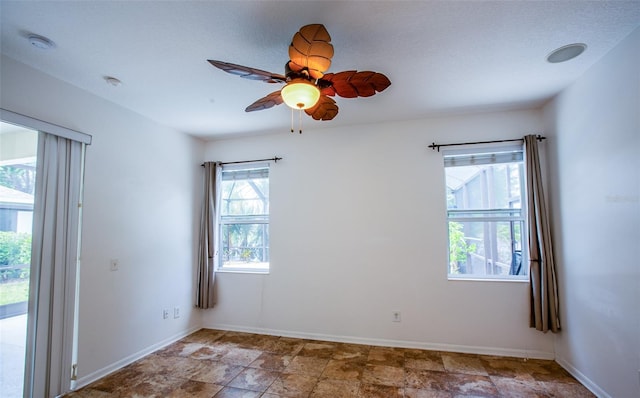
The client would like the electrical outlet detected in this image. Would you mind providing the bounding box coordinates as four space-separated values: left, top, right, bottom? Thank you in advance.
109 259 119 271
173 307 180 319
392 311 401 322
162 309 169 319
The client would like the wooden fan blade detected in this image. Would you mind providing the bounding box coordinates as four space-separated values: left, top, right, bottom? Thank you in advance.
305 95 339 121
208 60 287 83
320 71 391 98
245 91 284 112
288 24 334 79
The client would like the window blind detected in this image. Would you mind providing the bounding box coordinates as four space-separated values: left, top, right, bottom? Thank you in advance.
444 149 523 167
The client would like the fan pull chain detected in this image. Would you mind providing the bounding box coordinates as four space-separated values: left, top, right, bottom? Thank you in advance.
289 108 306 134
289 108 304 134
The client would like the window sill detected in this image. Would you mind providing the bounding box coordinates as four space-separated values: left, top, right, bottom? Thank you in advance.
216 268 269 275
447 276 529 283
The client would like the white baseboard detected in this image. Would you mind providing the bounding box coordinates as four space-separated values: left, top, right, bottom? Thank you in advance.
73 326 200 391
555 357 610 398
205 323 555 360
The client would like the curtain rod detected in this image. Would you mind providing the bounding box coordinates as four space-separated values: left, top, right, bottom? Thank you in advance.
428 135 545 152
201 156 282 167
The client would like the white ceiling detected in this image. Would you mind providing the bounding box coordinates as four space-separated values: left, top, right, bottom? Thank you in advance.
1 1 639 140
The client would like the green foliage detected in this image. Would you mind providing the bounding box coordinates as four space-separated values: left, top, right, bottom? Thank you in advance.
0 231 31 266
0 279 29 305
448 222 476 274
0 165 36 195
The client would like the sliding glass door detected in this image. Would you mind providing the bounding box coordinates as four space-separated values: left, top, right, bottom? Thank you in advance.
0 109 91 398
0 122 37 398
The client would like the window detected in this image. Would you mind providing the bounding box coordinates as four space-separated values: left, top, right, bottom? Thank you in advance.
218 163 270 272
444 146 527 280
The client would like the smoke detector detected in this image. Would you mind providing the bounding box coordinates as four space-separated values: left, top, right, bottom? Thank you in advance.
28 34 55 50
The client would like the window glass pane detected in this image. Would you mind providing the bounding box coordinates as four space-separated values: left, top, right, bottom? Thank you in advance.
221 177 269 216
0 122 37 398
218 163 270 272
445 148 526 279
445 162 523 211
448 220 526 277
221 223 269 269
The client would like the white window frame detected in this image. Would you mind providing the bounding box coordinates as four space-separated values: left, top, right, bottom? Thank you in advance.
443 144 529 281
217 162 270 274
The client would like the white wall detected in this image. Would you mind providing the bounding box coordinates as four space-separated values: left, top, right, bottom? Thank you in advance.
543 27 640 397
0 55 204 384
202 109 554 358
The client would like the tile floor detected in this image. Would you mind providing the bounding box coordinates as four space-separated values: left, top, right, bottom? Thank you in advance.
66 329 595 397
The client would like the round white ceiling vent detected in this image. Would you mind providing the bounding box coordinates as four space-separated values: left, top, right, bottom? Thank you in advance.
547 43 587 63
104 76 122 87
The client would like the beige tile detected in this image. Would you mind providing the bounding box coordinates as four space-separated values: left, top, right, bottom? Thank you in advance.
191 361 245 384
404 387 453 398
526 359 581 384
405 357 446 372
332 343 370 363
191 345 231 361
155 340 206 357
539 381 596 397
216 331 258 347
404 388 453 398
249 352 293 371
219 347 263 366
358 383 404 398
321 359 364 381
166 380 224 397
361 364 405 387
227 367 280 392
182 329 226 344
267 337 307 355
284 356 329 377
402 348 441 359
405 369 451 391
490 376 548 398
367 346 404 367
242 334 281 351
309 379 360 398
265 373 318 397
128 354 168 374
132 355 207 379
403 348 443 362
87 367 147 394
64 388 116 397
447 373 500 397
118 373 183 397
480 355 536 380
441 353 489 376
212 386 263 397
299 342 337 359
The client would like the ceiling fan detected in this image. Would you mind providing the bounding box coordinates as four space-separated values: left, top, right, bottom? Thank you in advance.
208 24 391 129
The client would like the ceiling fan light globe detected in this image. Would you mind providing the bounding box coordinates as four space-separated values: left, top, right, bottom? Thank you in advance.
281 80 320 110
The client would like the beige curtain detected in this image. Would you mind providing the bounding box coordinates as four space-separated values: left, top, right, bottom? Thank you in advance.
196 162 219 308
524 135 561 332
